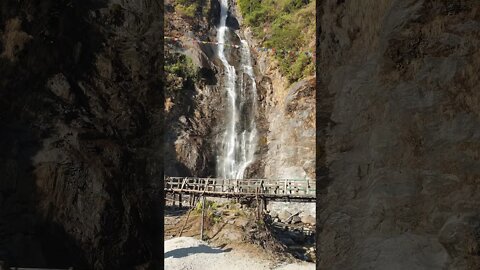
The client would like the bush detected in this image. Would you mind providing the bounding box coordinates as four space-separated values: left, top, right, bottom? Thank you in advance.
164 52 198 95
175 3 198 18
286 52 312 82
194 199 220 213
238 0 314 82
165 54 197 80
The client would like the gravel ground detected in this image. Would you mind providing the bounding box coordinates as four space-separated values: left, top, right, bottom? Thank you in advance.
165 237 315 270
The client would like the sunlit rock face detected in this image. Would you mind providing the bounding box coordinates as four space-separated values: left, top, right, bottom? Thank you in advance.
317 0 480 269
262 78 316 180
165 0 316 183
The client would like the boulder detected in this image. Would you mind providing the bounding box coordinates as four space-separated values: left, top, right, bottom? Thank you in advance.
291 215 302 224
46 73 75 103
278 210 292 222
301 215 316 225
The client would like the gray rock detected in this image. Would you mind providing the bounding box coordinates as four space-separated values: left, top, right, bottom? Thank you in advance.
301 215 315 225
179 115 187 124
316 1 480 269
46 73 75 103
278 210 292 222
291 215 302 224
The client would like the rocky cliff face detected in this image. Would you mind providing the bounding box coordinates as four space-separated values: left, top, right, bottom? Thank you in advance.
237 5 316 181
317 0 480 269
0 1 162 269
163 0 226 177
165 0 316 181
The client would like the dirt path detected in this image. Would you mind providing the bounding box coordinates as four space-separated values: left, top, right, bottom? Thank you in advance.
165 237 315 270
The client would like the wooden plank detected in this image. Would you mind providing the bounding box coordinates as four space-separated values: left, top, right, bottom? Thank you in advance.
200 194 206 240
164 177 316 200
167 189 316 198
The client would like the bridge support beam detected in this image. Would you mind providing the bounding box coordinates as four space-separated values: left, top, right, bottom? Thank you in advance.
200 195 206 240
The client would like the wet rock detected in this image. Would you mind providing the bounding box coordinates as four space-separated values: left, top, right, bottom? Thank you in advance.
278 236 295 246
226 15 240 30
289 231 306 243
272 222 287 231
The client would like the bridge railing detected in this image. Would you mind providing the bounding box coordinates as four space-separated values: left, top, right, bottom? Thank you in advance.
164 177 316 197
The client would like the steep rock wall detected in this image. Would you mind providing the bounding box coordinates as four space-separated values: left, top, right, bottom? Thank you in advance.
0 1 162 269
163 0 226 177
165 0 316 182
317 0 480 269
236 5 316 181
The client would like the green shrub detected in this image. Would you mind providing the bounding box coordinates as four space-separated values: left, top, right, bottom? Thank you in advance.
165 54 197 79
194 199 220 213
164 52 198 95
287 52 311 82
282 0 309 12
238 0 314 82
175 3 198 18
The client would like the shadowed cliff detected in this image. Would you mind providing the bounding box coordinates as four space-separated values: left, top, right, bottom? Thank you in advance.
0 0 163 269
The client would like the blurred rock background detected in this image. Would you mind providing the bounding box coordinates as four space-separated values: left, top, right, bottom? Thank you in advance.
317 1 480 269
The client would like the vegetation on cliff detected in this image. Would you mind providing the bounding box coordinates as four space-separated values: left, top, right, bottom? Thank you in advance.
238 0 315 82
165 53 198 91
172 0 210 19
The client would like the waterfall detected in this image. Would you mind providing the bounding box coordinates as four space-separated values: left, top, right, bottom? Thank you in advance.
216 0 258 180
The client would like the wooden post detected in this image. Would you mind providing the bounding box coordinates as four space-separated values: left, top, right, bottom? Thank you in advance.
255 187 259 220
178 208 193 237
179 193 182 208
200 194 206 240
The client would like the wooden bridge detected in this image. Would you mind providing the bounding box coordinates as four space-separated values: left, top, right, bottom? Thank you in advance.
164 177 316 202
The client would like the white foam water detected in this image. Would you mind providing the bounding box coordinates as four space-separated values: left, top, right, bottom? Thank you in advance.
216 0 258 180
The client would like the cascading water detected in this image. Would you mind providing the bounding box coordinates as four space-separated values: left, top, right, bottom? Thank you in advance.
216 0 258 180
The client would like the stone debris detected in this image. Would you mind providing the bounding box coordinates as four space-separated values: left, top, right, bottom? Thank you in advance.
165 237 315 270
